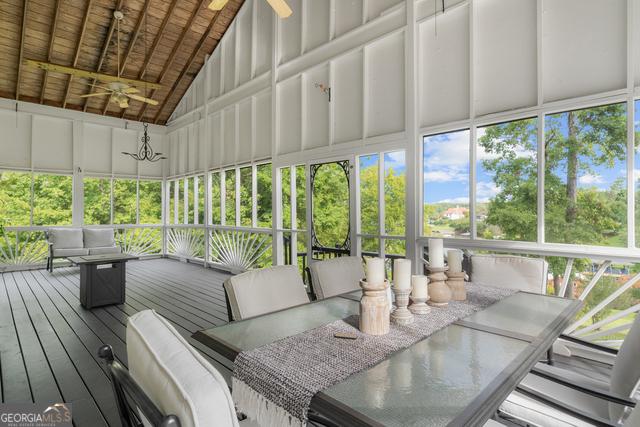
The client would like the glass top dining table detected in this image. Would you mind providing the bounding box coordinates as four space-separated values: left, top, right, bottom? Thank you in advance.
192 290 581 427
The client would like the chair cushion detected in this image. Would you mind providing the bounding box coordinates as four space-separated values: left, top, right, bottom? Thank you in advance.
309 256 365 299
471 254 548 294
127 310 239 427
48 228 84 250
609 313 640 421
224 265 309 320
88 246 122 255
53 248 89 257
83 228 116 249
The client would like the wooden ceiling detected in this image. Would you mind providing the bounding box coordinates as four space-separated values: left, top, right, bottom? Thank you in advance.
0 0 244 124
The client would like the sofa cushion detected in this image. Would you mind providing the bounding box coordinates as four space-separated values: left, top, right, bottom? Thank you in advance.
471 254 548 294
83 228 116 249
224 265 309 320
49 228 84 250
88 246 122 255
309 256 364 299
53 248 89 257
127 310 239 427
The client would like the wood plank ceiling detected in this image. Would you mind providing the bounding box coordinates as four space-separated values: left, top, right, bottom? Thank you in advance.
0 0 244 124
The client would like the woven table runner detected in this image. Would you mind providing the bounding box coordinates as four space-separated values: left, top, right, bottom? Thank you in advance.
231 284 517 427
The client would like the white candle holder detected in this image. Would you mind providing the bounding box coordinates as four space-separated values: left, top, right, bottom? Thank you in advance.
427 266 451 307
409 296 430 315
446 271 467 301
391 286 414 325
359 279 391 335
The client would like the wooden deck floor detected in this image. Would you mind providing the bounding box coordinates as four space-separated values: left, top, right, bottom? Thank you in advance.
0 258 232 427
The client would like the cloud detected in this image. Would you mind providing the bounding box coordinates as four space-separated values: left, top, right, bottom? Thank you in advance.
424 131 470 167
384 151 405 170
433 196 469 204
578 174 604 185
423 170 467 182
476 181 500 202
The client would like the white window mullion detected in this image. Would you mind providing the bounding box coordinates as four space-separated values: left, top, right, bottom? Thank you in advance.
252 165 258 228
627 98 635 248
194 176 199 225
469 127 477 239
183 178 189 225
221 171 226 226
290 165 297 266
354 157 362 257
537 113 545 244
235 168 241 227
379 154 385 259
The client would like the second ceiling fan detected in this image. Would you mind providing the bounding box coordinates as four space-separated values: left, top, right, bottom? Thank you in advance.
209 0 292 18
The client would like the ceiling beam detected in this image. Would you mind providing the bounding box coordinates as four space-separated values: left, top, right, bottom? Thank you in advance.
102 0 153 115
16 0 29 101
136 0 210 122
152 11 223 124
24 60 162 89
82 0 126 112
121 0 179 119
61 0 94 108
40 0 61 104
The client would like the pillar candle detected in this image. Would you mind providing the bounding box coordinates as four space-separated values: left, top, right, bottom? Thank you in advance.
411 275 429 299
447 249 463 273
428 238 444 268
393 259 412 289
365 257 385 285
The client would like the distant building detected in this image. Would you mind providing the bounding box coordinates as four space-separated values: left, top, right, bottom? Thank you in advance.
442 206 468 220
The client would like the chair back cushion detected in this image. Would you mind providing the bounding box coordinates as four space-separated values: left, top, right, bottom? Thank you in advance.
48 228 84 249
83 228 116 249
127 310 238 427
471 254 548 294
309 256 364 299
609 313 640 421
224 265 309 320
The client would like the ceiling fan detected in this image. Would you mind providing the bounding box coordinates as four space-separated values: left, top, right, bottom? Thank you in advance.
209 0 292 18
79 11 158 109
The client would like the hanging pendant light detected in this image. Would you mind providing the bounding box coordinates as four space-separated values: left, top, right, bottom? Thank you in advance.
121 4 165 163
122 123 166 162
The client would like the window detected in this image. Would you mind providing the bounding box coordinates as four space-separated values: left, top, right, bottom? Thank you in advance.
359 154 379 235
384 151 406 238
169 180 177 224
84 177 111 225
178 178 185 224
635 100 640 245
139 180 162 224
33 174 72 226
256 164 272 228
113 179 137 225
296 165 306 231
197 175 205 225
187 177 195 224
476 118 537 241
545 103 627 247
225 171 236 225
240 167 252 227
211 172 221 225
423 129 470 238
0 171 32 226
280 167 291 229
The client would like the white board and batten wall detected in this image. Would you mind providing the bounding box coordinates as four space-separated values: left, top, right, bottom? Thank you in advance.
165 0 638 177
0 98 166 178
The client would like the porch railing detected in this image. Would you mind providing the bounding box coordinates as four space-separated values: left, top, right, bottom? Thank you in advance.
424 238 640 349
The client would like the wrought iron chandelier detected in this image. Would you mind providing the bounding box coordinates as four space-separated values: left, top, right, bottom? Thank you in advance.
122 123 166 162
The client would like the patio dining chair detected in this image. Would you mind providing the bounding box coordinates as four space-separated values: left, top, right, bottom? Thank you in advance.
223 265 310 321
499 313 640 426
470 254 549 294
99 309 338 427
308 256 365 300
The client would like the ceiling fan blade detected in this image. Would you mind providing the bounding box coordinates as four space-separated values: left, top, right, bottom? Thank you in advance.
127 94 159 106
208 0 229 10
119 100 129 108
122 87 139 94
79 92 111 98
266 0 292 18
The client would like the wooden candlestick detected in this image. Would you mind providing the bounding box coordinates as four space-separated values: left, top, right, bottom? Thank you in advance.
446 271 466 301
427 266 451 307
409 296 430 315
391 286 414 325
359 279 390 335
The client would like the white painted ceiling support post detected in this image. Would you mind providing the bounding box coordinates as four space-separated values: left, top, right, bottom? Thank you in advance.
627 0 635 249
405 0 419 274
353 157 362 258
220 170 226 226
290 165 297 266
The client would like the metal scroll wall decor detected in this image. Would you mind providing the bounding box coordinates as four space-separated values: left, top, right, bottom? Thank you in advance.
310 160 351 256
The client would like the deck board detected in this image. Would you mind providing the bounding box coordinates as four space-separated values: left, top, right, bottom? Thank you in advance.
0 259 232 427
